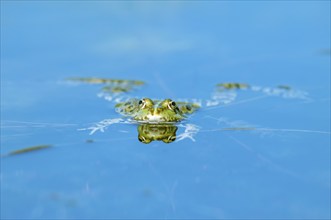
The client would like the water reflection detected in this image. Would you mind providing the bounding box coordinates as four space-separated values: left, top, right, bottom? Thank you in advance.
137 124 178 144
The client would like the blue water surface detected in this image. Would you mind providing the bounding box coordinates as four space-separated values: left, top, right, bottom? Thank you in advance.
1 2 330 219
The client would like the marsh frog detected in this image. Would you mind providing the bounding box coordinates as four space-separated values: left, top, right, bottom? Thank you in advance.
115 98 200 123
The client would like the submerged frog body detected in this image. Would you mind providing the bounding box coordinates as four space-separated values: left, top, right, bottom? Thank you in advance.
115 98 200 123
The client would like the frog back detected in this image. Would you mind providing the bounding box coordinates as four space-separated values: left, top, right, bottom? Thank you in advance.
176 102 200 115
115 98 141 116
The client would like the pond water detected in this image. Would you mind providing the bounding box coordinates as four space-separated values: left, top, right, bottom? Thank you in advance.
1 2 330 219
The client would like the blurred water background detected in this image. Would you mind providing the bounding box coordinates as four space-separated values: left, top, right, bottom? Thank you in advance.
1 1 330 219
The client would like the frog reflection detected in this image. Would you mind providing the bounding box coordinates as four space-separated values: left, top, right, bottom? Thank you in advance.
137 124 178 144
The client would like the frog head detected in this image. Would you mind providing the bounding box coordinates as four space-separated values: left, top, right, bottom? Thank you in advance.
115 98 199 123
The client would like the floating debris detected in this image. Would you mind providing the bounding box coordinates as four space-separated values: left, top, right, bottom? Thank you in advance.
215 83 309 101
176 124 200 142
2 145 52 157
217 83 250 90
277 85 292 90
79 118 126 135
66 77 144 85
67 77 145 96
101 85 133 93
85 139 94 143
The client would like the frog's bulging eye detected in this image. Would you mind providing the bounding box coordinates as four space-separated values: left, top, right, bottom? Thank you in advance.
139 99 146 109
139 98 154 109
167 100 177 110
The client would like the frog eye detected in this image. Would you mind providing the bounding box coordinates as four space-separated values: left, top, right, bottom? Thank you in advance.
167 100 177 110
138 99 146 108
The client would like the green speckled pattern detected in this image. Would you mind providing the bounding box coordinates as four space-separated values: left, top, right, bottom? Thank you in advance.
115 98 200 123
137 124 178 144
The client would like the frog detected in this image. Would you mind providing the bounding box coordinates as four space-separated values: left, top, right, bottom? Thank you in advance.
115 98 200 123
